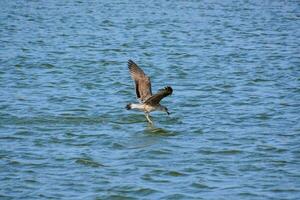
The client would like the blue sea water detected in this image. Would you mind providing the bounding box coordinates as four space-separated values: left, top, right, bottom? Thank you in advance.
0 0 300 199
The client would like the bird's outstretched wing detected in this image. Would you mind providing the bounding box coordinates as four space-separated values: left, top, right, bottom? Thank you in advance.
128 60 152 102
144 86 173 106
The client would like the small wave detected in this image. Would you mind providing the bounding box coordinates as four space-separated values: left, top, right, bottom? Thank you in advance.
75 157 105 168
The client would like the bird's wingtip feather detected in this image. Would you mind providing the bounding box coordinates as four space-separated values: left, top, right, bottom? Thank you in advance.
160 86 173 94
128 59 134 65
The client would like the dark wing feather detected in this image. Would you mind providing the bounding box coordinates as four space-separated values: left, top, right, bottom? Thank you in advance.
144 86 173 106
128 60 152 102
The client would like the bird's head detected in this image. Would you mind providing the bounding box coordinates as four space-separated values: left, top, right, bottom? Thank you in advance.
159 105 170 115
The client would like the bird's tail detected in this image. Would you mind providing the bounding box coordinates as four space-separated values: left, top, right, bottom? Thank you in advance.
126 103 132 110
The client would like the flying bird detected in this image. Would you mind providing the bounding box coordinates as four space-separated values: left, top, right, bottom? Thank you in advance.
126 59 173 124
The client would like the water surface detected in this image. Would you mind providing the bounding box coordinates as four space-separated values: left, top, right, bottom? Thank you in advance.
1 0 300 199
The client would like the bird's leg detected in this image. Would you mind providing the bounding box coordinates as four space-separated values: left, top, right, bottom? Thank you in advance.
145 113 153 124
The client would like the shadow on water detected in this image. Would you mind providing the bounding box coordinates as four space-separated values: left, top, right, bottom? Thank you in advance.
123 125 178 150
75 155 106 168
143 125 177 136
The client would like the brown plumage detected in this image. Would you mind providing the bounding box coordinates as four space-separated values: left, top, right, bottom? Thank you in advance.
128 60 152 102
126 59 173 124
144 86 173 106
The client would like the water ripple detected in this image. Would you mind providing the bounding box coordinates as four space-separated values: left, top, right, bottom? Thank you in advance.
1 0 300 199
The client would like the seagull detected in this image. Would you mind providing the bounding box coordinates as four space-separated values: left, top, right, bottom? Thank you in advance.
125 59 173 124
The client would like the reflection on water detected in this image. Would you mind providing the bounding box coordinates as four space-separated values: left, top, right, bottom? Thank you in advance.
144 126 177 137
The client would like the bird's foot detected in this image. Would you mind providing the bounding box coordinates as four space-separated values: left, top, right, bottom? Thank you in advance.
145 113 154 125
